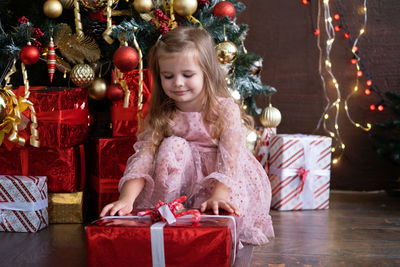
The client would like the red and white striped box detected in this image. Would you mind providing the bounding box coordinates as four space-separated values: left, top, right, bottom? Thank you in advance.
0 175 48 232
256 127 277 173
268 134 331 211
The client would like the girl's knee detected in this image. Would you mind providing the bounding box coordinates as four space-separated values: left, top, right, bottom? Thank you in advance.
158 136 190 155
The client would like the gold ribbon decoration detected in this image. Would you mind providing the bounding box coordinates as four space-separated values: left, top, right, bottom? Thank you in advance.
102 0 115 44
74 0 84 37
131 31 144 134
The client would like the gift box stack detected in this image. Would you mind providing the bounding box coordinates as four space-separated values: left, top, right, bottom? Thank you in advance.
0 87 89 225
267 134 332 211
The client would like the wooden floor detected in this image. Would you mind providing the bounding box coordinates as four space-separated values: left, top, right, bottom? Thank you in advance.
0 191 399 267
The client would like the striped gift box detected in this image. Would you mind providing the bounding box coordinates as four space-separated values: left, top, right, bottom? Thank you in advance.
268 134 332 211
0 175 48 232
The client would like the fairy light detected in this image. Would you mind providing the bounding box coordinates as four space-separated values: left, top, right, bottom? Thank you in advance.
313 0 345 164
344 0 372 132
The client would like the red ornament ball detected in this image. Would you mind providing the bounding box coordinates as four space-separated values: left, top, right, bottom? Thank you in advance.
20 45 40 65
113 46 139 73
106 83 124 101
213 1 236 19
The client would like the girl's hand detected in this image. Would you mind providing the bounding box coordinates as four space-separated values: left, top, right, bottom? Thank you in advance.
200 197 240 216
100 199 134 217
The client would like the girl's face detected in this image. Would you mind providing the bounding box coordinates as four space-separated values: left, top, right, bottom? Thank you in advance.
158 50 205 112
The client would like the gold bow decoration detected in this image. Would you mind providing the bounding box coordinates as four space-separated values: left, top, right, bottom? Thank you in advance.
0 59 40 147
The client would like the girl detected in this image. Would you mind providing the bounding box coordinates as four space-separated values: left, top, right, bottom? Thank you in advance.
101 26 274 245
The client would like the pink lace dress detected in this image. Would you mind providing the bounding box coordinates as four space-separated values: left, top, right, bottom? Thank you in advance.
119 97 274 245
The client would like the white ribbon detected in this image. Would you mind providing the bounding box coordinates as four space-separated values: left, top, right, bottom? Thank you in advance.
0 199 48 211
269 137 330 209
98 214 237 267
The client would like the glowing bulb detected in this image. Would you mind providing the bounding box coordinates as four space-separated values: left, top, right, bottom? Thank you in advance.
243 105 247 110
334 14 340 20
351 58 357 64
364 89 371 95
357 70 363 77
341 144 345 149
332 158 338 164
366 80 372 86
332 78 337 84
378 105 384 111
370 104 376 111
302 0 309 4
324 114 329 119
344 105 348 110
355 123 360 127
336 103 339 108
344 33 350 39
360 28 365 34
323 0 329 4
325 60 331 67
366 123 372 130
335 124 338 129
334 25 341 32
352 46 358 53
314 29 320 36
331 148 336 152
326 17 332 23
354 86 358 92
329 132 335 137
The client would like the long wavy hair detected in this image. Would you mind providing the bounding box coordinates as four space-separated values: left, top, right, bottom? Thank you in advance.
147 26 253 154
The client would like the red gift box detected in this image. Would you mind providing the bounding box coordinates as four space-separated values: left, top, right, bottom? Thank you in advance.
86 214 238 267
89 137 136 179
111 69 152 137
88 176 119 217
87 137 136 216
13 86 89 149
0 144 85 193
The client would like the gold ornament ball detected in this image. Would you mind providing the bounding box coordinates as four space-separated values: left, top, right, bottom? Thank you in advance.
59 0 74 9
216 41 238 64
133 0 153 13
260 103 282 128
0 93 7 124
43 0 63 19
70 64 95 88
173 0 198 16
89 78 107 100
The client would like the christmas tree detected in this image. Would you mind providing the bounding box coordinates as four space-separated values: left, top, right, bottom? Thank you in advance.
0 0 276 138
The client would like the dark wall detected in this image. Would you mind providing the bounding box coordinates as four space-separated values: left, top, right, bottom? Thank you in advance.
238 0 400 190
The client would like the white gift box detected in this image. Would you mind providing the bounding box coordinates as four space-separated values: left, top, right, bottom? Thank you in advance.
268 134 332 210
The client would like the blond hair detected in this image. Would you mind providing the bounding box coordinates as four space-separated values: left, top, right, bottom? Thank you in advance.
147 26 252 154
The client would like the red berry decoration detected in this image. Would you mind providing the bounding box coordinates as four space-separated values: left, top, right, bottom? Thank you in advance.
213 1 236 19
113 46 139 73
20 44 40 65
106 83 124 101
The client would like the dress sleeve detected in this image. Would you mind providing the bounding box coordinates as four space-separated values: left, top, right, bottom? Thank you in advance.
118 119 155 196
203 98 245 191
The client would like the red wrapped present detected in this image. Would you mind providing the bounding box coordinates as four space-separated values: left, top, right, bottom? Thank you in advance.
88 176 119 217
12 86 89 149
256 127 277 173
111 69 152 137
86 198 238 267
0 175 48 232
0 144 85 193
89 137 136 179
268 134 332 210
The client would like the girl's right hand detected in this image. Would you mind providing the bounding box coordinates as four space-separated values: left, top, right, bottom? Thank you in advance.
100 199 134 217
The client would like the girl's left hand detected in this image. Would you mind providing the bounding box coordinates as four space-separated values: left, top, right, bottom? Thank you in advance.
200 197 240 216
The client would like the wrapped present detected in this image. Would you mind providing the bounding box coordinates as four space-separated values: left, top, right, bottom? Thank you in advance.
268 134 332 210
111 69 152 137
12 86 89 149
89 137 136 179
86 197 238 267
256 127 277 173
88 176 119 217
0 144 86 193
0 175 48 232
48 191 84 223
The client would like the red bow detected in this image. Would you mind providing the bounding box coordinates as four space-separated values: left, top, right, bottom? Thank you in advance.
138 196 201 223
297 167 310 192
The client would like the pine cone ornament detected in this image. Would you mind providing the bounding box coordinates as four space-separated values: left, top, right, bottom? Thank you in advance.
83 16 107 42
